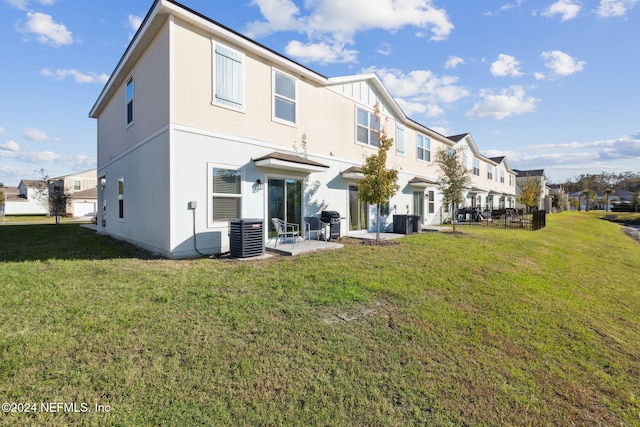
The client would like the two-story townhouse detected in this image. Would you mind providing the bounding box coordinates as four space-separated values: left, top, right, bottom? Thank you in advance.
449 134 517 219
90 0 494 258
49 169 98 217
514 169 551 211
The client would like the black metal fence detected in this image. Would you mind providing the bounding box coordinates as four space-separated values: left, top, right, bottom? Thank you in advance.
455 208 547 231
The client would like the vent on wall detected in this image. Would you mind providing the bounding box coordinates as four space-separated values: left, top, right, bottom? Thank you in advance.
229 219 264 258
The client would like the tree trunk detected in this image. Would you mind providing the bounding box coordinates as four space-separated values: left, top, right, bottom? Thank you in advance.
451 202 456 233
375 203 380 244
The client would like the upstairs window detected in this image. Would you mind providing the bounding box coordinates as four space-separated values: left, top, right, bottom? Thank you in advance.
417 133 430 162
396 124 405 155
473 158 480 176
356 107 380 147
273 70 296 124
500 170 505 183
487 165 493 180
214 43 244 110
73 180 81 191
126 76 134 126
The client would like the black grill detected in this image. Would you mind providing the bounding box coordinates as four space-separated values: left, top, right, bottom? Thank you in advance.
320 210 341 241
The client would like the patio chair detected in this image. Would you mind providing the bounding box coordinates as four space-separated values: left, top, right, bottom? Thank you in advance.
304 216 325 241
271 218 300 247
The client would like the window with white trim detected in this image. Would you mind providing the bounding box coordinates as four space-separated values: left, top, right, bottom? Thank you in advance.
356 107 380 147
417 133 430 162
213 43 244 110
126 76 134 126
117 177 124 221
73 180 81 191
487 165 493 180
210 167 241 222
273 70 296 124
428 190 435 214
396 124 405 155
500 169 505 183
473 158 480 176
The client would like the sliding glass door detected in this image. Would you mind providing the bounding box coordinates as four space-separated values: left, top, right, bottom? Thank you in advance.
268 179 302 237
348 185 368 231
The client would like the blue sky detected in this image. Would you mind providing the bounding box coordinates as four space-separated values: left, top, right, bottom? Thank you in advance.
1 0 638 186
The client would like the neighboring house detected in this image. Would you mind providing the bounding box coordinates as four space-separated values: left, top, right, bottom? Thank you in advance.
513 169 551 211
89 0 517 258
448 133 517 215
3 180 48 215
548 184 569 212
49 169 98 217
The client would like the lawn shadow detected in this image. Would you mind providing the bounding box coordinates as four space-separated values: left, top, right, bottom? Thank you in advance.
0 223 156 262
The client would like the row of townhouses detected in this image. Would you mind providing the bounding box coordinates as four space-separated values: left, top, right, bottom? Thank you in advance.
89 0 519 259
1 169 97 217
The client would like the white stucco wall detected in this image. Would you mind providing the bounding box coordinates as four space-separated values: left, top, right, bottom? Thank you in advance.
98 131 171 256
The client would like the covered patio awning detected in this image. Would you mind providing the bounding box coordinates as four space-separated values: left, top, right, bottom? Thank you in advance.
408 176 438 188
469 185 489 193
253 151 329 173
341 166 365 180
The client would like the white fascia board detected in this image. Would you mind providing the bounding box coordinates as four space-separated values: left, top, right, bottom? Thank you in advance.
254 158 328 173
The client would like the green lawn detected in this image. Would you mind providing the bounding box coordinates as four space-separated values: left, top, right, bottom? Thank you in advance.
1 212 639 426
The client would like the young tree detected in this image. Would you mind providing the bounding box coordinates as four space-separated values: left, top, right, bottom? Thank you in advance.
517 174 542 212
359 105 399 244
34 168 71 224
0 182 5 220
435 147 471 233
48 181 71 224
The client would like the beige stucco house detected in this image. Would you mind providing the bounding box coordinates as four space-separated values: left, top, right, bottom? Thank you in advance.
89 0 517 258
50 169 98 217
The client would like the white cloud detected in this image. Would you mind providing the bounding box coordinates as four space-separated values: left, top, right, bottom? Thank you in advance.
284 40 358 64
249 0 453 40
597 0 639 17
376 43 392 56
23 128 58 142
540 50 586 77
366 67 469 104
246 0 454 63
444 56 464 69
41 68 109 84
466 86 539 120
0 147 96 170
0 140 20 152
127 14 143 39
5 0 55 9
361 67 468 121
542 0 582 21
0 127 7 135
490 54 524 77
396 98 444 118
484 0 525 16
128 14 143 32
18 12 73 47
